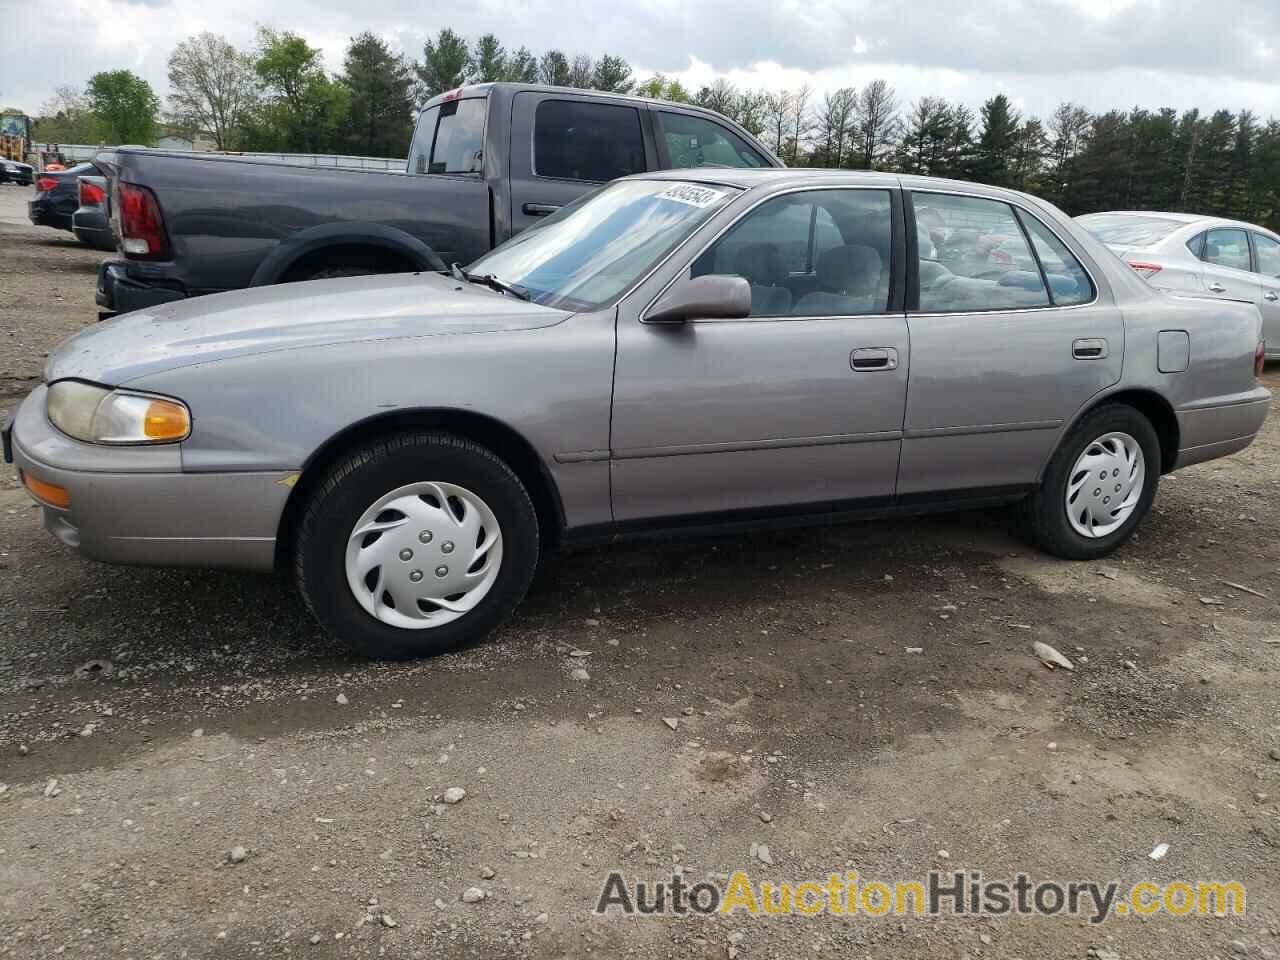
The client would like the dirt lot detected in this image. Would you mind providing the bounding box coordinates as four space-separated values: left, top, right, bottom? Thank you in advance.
0 185 1278 960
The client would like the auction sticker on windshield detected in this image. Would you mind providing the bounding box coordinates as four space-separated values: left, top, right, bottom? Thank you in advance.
658 184 726 208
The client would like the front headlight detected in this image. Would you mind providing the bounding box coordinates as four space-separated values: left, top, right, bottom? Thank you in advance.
47 380 191 444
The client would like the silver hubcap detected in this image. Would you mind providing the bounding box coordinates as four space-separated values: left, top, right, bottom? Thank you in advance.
1066 431 1145 538
344 481 503 630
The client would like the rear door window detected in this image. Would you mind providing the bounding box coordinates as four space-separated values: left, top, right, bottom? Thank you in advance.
1251 233 1280 279
656 112 769 169
1202 228 1252 272
913 193 1049 312
534 100 645 182
409 98 486 175
1015 211 1095 306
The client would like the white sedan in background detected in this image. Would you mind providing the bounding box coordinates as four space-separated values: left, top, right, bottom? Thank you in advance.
1078 211 1280 358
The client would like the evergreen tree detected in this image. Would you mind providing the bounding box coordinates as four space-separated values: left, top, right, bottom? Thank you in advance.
340 32 415 158
973 94 1020 186
417 29 471 99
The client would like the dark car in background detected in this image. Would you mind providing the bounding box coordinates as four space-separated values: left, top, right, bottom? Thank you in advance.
91 82 781 315
27 162 96 233
1 159 33 186
71 175 114 250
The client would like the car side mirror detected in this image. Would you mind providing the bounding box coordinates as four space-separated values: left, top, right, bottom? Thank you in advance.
644 274 752 324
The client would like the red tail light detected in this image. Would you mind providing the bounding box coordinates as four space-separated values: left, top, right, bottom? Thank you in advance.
35 177 57 192
990 249 1012 265
1256 340 1266 378
1127 261 1163 279
118 182 170 260
79 179 106 206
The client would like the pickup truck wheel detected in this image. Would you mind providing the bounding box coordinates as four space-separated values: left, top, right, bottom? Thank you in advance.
294 432 540 660
1017 404 1160 560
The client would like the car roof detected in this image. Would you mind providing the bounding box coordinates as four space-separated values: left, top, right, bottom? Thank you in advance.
624 168 1055 204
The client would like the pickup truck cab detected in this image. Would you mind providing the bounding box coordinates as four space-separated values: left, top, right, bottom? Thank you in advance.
93 83 781 315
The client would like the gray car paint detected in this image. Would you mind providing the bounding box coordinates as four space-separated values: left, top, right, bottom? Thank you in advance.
9 169 1272 574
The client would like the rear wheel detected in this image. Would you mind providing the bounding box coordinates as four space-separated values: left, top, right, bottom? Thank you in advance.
1018 404 1160 560
295 432 540 659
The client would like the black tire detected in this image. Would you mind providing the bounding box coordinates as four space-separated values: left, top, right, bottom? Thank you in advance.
295 432 540 660
1017 404 1161 560
304 265 379 281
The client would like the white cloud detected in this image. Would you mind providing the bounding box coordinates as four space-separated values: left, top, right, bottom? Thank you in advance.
1 0 1276 121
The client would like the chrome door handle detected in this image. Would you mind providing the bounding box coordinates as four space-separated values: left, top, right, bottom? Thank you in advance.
1266 290 1279 302
1207 281 1226 293
522 202 560 217
1072 338 1108 360
850 347 898 371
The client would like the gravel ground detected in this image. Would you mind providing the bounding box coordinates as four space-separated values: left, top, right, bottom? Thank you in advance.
1 185 1279 959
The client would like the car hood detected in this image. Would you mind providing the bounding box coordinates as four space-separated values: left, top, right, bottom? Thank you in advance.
45 271 569 384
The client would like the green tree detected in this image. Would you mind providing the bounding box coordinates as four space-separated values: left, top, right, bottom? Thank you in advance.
590 54 633 93
538 50 571 86
504 47 539 83
167 32 259 150
635 75 691 103
249 28 348 153
472 34 507 83
85 70 160 145
34 85 95 143
417 29 471 99
973 94 1020 186
340 32 415 158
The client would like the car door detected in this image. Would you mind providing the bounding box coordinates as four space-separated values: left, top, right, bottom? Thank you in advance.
508 92 656 235
1250 231 1280 356
1197 227 1262 304
609 186 910 522
899 190 1122 495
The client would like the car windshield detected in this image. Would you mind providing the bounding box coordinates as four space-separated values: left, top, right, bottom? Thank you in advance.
1076 213 1185 248
466 179 739 310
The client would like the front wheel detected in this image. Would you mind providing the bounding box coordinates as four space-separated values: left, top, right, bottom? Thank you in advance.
294 432 540 659
1018 404 1161 560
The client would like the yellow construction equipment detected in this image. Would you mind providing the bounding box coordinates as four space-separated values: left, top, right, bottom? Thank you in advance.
0 112 33 164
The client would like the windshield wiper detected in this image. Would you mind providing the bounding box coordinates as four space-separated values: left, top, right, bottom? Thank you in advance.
450 262 531 301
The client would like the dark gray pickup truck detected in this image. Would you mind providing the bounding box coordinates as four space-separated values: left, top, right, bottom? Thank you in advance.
93 82 780 315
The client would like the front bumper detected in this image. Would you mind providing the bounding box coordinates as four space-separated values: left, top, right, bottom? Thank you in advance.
96 260 187 314
6 386 293 572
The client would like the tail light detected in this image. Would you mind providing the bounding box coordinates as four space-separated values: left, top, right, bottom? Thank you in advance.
1255 340 1266 378
79 179 106 206
35 177 57 192
1127 261 1163 279
118 182 170 260
990 249 1012 265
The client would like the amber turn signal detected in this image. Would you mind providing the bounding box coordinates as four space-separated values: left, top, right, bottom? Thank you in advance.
142 399 191 440
21 471 71 509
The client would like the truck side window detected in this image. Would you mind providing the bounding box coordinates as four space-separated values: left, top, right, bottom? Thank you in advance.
656 112 768 169
409 99 486 176
534 100 645 183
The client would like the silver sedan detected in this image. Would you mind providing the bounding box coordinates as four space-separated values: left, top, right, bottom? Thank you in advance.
5 171 1273 659
1077 211 1280 358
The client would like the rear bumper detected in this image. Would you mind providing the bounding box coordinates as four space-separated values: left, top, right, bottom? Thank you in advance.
1173 389 1272 469
7 386 292 572
96 260 186 314
28 200 71 231
72 209 114 250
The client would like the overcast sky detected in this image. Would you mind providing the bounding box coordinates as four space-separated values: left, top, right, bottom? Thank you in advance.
2 0 1278 121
